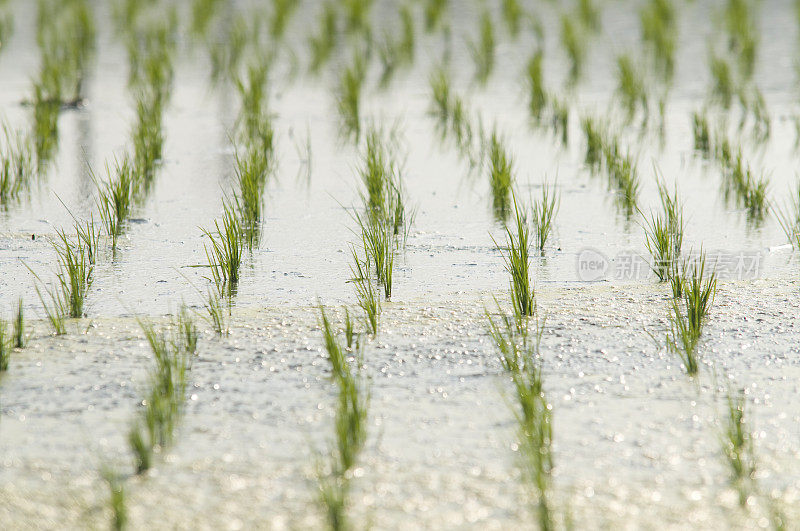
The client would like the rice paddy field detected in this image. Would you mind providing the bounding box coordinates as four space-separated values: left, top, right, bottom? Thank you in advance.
2 0 800 529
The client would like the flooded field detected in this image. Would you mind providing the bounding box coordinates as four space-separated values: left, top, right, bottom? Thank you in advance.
1 0 799 529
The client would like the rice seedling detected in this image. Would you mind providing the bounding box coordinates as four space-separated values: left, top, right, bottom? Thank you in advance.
665 297 700 375
73 214 101 265
682 252 717 332
131 91 165 186
129 318 193 474
725 151 768 221
525 50 546 123
202 287 229 336
190 0 224 41
0 127 34 204
710 55 735 109
665 251 716 375
424 0 448 33
202 200 244 293
177 305 199 355
235 61 272 142
616 54 648 123
720 388 756 506
551 98 569 146
643 180 683 282
32 85 60 167
531 181 559 252
578 0 601 32
269 0 298 42
26 228 93 334
774 180 800 248
316 305 370 531
336 52 366 142
429 66 451 125
350 246 380 335
605 145 640 218
0 5 12 56
0 319 9 372
469 10 495 86
486 311 553 530
12 297 24 349
692 111 711 155
100 465 128 531
0 158 19 205
640 0 677 80
398 4 415 65
581 116 606 170
493 196 535 319
308 2 337 73
561 15 585 85
487 132 514 222
96 155 136 250
35 0 96 105
356 212 394 300
724 0 758 79
233 140 272 249
502 0 524 38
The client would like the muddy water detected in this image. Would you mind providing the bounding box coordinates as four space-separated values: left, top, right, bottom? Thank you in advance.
1 0 800 529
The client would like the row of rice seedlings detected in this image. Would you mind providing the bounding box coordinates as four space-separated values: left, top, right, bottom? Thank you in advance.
493 196 536 319
128 312 196 474
486 310 554 529
308 2 339 74
469 10 495 86
316 306 370 530
201 200 244 295
615 54 649 124
643 179 684 282
640 0 677 81
376 4 415 88
336 51 367 142
664 251 717 376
